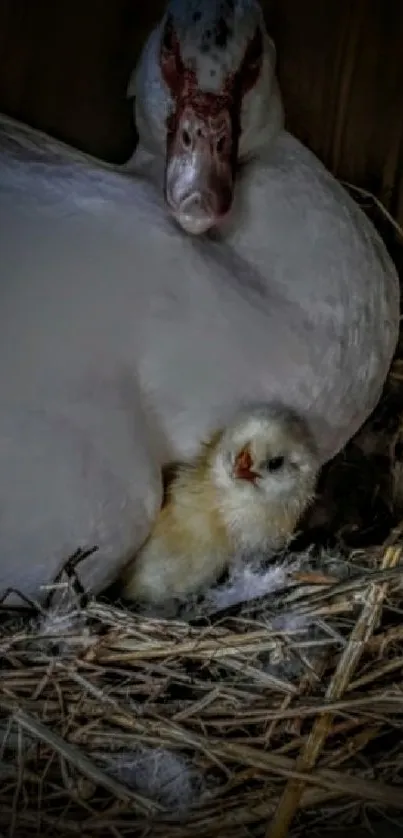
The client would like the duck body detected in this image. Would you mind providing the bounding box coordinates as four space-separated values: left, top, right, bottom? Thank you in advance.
0 0 398 601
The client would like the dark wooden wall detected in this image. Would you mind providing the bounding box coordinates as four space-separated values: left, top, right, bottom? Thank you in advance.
0 0 402 225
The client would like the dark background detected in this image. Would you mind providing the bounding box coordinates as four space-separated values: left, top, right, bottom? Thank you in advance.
0 0 402 226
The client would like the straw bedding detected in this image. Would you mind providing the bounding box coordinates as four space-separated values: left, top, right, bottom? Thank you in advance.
1 190 403 838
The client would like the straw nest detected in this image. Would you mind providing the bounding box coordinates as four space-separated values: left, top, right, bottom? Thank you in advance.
1 189 403 838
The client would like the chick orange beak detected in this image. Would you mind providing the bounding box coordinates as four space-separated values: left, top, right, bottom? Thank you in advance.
233 446 259 482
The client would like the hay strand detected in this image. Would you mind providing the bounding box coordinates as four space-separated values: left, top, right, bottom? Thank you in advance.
1 536 403 837
0 703 159 816
266 545 403 838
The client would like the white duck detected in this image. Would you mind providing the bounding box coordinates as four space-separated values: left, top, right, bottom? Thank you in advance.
0 0 399 602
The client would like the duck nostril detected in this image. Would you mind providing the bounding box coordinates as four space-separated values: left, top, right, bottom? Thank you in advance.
181 192 208 216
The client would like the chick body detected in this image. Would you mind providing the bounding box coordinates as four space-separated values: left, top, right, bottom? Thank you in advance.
122 404 319 603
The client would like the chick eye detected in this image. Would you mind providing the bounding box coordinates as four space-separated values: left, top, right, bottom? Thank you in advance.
266 456 285 472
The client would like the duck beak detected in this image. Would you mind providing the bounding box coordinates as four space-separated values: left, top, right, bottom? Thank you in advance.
164 100 236 236
159 15 238 235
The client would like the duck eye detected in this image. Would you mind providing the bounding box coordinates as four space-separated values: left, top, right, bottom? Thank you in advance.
266 456 285 472
216 136 225 153
182 129 191 147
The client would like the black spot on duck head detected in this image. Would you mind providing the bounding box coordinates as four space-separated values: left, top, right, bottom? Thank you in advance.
215 16 231 49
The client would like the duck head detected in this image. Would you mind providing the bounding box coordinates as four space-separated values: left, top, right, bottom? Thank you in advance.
130 0 284 235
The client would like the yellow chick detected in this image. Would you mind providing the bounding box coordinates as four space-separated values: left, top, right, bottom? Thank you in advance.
122 404 319 603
